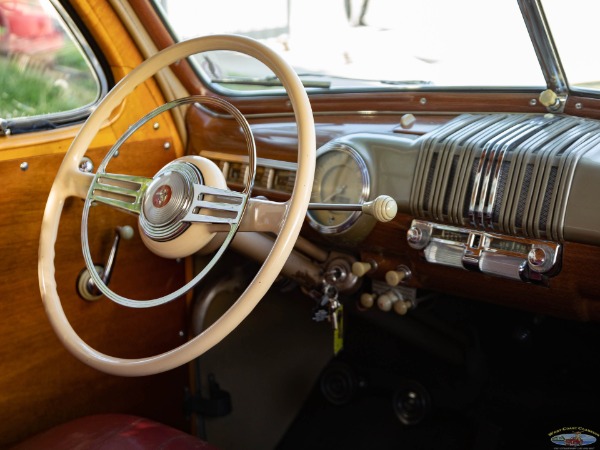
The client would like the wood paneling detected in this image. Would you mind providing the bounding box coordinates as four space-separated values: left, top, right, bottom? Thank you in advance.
186 107 440 162
0 140 190 447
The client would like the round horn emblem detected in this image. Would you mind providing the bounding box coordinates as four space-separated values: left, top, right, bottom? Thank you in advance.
152 184 172 208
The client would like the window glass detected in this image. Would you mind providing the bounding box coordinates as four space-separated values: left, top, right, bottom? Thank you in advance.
543 0 600 92
0 0 101 120
155 0 545 93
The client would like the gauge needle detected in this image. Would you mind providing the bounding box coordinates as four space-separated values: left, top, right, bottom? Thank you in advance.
321 185 347 203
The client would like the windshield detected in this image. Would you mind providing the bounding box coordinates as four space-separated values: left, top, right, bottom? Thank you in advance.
543 0 600 93
155 0 545 93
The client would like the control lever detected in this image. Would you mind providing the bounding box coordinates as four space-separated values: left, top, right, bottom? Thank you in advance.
76 225 134 301
308 195 398 223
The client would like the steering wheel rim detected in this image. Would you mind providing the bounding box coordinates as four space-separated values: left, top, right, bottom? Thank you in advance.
38 35 316 376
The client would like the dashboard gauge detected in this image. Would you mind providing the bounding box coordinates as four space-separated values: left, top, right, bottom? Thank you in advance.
308 144 370 234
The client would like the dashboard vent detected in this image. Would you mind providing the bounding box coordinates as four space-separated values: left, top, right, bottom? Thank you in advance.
410 113 600 241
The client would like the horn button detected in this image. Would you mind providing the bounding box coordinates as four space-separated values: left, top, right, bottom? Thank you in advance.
152 184 172 209
140 161 203 242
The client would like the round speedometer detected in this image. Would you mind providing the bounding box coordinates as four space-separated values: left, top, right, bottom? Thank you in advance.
307 144 370 234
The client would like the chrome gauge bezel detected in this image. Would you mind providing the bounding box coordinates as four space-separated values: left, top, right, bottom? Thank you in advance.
307 143 370 234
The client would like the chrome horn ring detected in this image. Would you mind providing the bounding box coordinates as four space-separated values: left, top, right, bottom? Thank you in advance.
81 95 256 308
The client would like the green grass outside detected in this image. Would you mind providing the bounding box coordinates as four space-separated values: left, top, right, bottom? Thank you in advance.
0 48 98 119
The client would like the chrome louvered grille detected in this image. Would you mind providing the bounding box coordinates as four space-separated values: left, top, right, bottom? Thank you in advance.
410 113 600 241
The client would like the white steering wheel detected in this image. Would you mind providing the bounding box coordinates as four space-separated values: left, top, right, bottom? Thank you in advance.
38 35 315 376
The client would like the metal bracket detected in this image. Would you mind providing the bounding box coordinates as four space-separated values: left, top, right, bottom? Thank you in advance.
0 119 10 137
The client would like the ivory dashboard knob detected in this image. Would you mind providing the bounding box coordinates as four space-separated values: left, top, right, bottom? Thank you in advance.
359 293 376 309
377 291 398 312
539 89 559 108
393 299 412 316
386 270 405 287
385 265 411 287
352 261 375 277
362 195 398 222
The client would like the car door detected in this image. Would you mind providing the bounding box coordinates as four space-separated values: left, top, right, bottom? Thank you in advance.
0 0 190 446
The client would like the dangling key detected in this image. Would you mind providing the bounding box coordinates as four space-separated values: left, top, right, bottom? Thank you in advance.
329 297 340 330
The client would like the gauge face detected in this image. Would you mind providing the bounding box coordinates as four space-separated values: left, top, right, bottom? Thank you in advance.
308 144 370 234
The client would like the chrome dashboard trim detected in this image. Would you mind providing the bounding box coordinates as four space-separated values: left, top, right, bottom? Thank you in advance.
408 219 561 284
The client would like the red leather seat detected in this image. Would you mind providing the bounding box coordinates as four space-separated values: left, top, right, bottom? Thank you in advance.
12 414 218 450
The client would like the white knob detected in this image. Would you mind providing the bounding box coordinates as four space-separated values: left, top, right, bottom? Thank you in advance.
377 291 398 312
386 270 407 287
362 195 398 223
539 89 558 108
352 261 373 277
393 299 412 316
118 225 135 240
360 293 376 309
400 113 416 128
385 265 411 286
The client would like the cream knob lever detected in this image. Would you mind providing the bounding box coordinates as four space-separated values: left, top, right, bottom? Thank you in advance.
308 195 398 223
352 260 377 277
377 290 413 315
359 293 376 309
385 265 412 287
377 291 398 312
362 195 398 222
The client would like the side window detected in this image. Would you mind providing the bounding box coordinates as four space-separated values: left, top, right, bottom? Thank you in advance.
0 0 103 131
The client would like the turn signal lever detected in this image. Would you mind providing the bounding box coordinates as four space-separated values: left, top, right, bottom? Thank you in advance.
308 195 398 223
76 225 134 301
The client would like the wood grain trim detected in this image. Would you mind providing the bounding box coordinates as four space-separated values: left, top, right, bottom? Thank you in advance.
189 91 548 117
186 104 453 162
127 0 207 95
565 95 600 119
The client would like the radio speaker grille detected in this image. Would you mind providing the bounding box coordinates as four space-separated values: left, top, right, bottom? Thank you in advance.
410 113 600 240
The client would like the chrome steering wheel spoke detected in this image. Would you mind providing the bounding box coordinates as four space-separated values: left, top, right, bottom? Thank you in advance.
90 172 152 214
183 184 248 225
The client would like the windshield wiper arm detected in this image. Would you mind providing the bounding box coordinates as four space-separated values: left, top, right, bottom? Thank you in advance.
211 76 331 89
380 79 433 86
